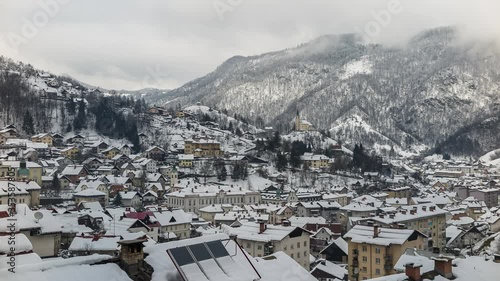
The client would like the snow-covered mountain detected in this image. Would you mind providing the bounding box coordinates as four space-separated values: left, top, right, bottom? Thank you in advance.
158 27 500 156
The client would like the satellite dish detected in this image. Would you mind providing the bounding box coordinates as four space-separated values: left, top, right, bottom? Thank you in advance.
34 212 44 220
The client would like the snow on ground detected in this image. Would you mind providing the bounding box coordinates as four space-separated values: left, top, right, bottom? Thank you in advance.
339 57 372 80
479 148 500 166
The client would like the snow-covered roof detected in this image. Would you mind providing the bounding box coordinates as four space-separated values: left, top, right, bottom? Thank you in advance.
69 236 120 251
344 225 425 246
311 260 347 280
222 221 310 243
74 189 106 197
144 233 316 281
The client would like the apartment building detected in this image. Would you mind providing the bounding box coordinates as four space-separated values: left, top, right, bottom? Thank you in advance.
300 153 330 169
184 138 222 157
31 133 54 147
153 208 192 241
0 160 43 184
0 180 41 207
353 203 447 251
344 225 426 281
165 183 261 213
222 221 312 269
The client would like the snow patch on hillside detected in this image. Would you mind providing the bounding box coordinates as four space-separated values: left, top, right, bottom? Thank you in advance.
479 148 500 166
339 57 372 80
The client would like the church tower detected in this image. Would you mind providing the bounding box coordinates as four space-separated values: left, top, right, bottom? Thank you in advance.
295 110 301 131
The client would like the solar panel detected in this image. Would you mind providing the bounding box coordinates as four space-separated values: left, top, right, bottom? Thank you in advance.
189 243 212 261
170 246 195 266
205 240 230 258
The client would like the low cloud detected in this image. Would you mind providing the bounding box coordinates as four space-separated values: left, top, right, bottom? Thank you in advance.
0 0 499 90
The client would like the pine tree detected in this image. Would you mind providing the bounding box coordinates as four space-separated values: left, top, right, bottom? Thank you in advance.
51 173 61 196
73 99 87 131
113 192 123 206
22 110 35 135
276 152 288 172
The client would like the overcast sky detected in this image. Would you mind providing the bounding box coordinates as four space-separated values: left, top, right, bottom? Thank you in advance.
0 0 499 90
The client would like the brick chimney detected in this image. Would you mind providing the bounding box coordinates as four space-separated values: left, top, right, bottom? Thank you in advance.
433 257 453 279
405 263 422 281
259 221 266 233
373 224 380 238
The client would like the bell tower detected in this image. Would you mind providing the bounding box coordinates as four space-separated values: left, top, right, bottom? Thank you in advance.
295 110 301 131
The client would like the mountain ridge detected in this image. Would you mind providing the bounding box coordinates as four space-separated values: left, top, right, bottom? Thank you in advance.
157 26 500 157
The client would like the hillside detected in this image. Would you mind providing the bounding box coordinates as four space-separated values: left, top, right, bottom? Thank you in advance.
157 27 500 156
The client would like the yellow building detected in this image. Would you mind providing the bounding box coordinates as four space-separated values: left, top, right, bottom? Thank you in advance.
355 204 448 251
301 153 330 169
268 205 295 225
31 133 54 147
184 139 221 157
175 111 185 118
60 146 80 159
0 134 7 145
0 180 41 207
344 225 426 281
178 154 194 167
295 111 314 132
102 147 121 159
0 160 43 184
386 186 412 199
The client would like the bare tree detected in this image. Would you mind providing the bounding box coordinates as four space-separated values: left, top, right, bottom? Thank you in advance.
199 159 214 184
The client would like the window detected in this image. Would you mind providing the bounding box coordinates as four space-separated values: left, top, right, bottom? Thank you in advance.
376 258 380 264
362 267 367 273
303 241 307 246
362 246 367 252
291 253 294 258
257 245 262 250
297 242 300 248
304 251 307 257
247 243 251 248
362 256 367 262
297 252 300 258
375 248 381 254
376 268 381 275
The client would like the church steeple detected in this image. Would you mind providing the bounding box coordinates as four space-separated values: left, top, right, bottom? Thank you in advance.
295 110 301 131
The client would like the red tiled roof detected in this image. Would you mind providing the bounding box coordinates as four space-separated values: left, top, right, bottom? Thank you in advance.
0 211 9 219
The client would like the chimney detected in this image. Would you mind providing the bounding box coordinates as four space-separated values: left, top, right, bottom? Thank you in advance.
405 263 422 281
433 257 453 279
373 224 380 238
259 221 266 233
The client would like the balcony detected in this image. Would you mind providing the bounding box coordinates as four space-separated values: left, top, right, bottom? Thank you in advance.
352 259 359 267
384 255 392 261
384 263 393 271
